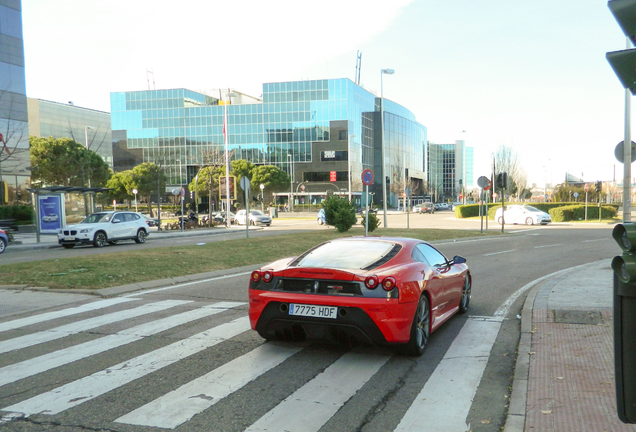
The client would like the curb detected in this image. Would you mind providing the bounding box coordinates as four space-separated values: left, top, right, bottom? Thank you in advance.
503 280 542 432
4 226 265 252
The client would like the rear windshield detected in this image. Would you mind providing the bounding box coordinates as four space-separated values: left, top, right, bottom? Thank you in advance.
296 240 396 270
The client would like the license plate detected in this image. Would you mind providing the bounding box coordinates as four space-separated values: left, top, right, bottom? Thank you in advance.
289 304 338 319
64 237 75 241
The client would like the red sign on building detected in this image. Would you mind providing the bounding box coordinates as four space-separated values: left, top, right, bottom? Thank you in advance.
330 171 337 182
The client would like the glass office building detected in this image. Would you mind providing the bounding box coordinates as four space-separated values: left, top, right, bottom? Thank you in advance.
428 140 473 202
27 98 113 168
110 78 427 208
0 0 29 198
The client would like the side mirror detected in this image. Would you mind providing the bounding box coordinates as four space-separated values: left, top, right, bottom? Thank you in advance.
451 255 466 265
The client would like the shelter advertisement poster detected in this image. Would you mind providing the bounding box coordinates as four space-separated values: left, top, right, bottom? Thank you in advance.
38 194 63 233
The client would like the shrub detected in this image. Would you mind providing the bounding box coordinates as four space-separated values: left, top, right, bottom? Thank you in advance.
322 196 357 232
360 212 381 232
0 205 34 222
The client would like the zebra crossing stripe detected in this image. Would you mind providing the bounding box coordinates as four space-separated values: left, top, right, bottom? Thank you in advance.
4 317 251 416
116 342 302 428
0 298 138 332
245 352 390 432
0 300 192 355
0 302 245 387
394 317 502 432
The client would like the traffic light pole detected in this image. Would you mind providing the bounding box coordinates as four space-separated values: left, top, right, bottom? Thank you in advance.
624 63 632 222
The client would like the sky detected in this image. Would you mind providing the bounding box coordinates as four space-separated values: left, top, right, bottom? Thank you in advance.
20 0 632 188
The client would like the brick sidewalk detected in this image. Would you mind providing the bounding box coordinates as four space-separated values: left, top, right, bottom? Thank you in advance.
525 307 636 431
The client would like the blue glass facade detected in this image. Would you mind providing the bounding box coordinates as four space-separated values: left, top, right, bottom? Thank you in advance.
0 0 29 179
111 79 426 207
428 140 473 202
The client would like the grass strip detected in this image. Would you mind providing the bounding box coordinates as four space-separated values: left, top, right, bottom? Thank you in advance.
2 228 496 290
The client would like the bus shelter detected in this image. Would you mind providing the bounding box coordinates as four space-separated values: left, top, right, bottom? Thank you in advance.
27 186 111 242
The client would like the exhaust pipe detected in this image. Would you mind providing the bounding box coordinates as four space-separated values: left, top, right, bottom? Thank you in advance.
279 303 289 313
338 308 348 318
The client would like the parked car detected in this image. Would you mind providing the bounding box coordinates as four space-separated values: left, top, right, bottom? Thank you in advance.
317 208 326 225
235 209 272 226
413 203 432 214
248 236 471 356
495 205 551 226
0 229 8 254
141 214 160 227
356 206 378 214
57 211 150 249
450 202 462 210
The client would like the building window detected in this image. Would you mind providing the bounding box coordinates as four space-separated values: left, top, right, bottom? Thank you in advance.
321 151 348 161
303 171 349 182
339 130 347 141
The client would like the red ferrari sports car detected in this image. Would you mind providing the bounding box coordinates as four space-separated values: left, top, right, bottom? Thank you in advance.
248 236 471 356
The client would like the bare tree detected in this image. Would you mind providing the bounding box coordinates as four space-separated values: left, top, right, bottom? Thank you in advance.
0 89 29 176
494 145 527 199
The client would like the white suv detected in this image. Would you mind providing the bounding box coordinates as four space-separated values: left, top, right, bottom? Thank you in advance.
57 211 149 249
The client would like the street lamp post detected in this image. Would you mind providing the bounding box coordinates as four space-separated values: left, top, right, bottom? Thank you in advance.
288 153 294 211
348 134 355 203
177 159 184 232
84 126 95 212
224 92 238 227
381 68 394 228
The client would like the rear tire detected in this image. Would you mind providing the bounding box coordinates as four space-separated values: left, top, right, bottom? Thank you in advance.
525 217 534 225
404 295 430 356
497 216 504 225
134 229 147 244
458 275 471 314
0 238 6 253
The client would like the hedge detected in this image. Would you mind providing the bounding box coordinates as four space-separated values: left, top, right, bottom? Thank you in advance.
549 205 617 222
454 202 619 221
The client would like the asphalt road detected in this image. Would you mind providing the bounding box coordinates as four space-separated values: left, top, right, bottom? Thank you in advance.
0 215 616 431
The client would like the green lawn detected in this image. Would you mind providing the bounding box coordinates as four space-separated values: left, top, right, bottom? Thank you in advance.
2 228 496 291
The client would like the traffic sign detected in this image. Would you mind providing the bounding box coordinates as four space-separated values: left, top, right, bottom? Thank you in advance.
615 141 636 163
180 187 185 197
574 192 579 198
300 184 306 191
239 176 251 190
362 169 374 186
493 192 498 199
584 183 589 192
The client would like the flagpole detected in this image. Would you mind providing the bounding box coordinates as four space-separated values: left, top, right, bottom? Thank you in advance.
224 100 230 228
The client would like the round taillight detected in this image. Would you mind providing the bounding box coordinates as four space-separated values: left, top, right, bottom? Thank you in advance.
365 276 379 289
382 276 396 291
251 271 261 282
263 271 274 283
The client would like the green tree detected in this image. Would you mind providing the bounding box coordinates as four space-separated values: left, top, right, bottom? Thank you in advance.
132 163 167 214
322 195 357 232
30 136 110 187
250 165 291 204
106 170 134 203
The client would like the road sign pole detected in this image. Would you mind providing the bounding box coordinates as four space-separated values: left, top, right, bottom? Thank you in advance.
365 184 369 237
